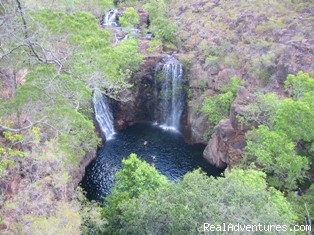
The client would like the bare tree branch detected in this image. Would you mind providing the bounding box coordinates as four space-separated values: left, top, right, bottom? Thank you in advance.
15 0 29 39
0 44 28 61
14 0 65 73
0 117 46 133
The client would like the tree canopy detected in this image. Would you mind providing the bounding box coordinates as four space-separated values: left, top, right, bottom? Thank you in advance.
103 163 296 234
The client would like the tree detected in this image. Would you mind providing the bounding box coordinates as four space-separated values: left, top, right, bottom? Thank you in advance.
102 153 169 233
275 97 314 142
144 0 178 44
284 71 314 100
288 184 314 225
278 72 314 142
118 7 139 27
109 169 296 234
244 125 308 190
238 93 279 129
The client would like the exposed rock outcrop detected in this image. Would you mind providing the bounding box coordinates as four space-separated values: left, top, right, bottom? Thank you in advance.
70 150 96 188
113 55 163 130
203 87 256 168
167 0 314 149
137 9 149 26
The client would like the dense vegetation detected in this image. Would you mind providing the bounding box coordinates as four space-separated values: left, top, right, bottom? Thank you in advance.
0 0 313 234
0 0 142 233
101 154 296 234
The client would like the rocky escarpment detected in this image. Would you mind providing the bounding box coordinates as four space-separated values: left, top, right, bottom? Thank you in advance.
168 2 313 126
165 0 314 167
113 55 163 130
203 87 256 168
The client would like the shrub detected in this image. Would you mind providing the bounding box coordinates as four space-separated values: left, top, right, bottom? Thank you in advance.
118 7 140 27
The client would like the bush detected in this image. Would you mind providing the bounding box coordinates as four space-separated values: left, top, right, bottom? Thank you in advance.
284 71 314 100
202 76 242 125
202 91 234 125
118 7 140 27
238 93 279 129
144 0 178 44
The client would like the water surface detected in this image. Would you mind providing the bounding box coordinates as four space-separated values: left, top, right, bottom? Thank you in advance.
81 123 223 201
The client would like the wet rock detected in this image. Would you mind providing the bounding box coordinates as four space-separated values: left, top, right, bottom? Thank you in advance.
113 55 163 129
69 150 96 188
184 106 210 144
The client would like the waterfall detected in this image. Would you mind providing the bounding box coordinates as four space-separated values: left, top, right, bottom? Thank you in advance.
92 89 115 139
158 56 185 130
102 9 118 26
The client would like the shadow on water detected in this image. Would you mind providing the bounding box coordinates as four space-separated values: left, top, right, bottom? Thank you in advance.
81 123 223 201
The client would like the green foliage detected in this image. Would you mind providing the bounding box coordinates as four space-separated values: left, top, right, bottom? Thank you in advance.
3 132 24 146
204 56 220 72
275 97 314 142
110 39 143 76
287 184 314 224
144 0 178 44
0 158 15 177
219 76 244 94
202 91 234 124
238 93 279 128
147 39 162 53
240 72 314 197
1 63 100 162
149 17 178 44
284 71 314 100
202 76 242 125
24 202 82 235
26 0 114 11
0 130 26 177
250 50 278 84
109 169 296 234
31 10 142 81
118 7 140 27
82 0 114 9
245 125 308 190
103 153 169 233
45 96 99 159
76 187 106 235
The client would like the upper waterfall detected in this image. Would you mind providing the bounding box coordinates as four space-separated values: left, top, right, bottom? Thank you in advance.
101 9 118 26
157 55 185 131
92 89 115 139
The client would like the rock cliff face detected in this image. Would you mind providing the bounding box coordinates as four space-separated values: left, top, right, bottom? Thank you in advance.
113 55 163 130
102 2 314 169
203 87 256 168
165 0 314 168
70 150 96 188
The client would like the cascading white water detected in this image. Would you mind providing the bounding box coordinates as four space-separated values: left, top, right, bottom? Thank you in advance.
101 9 130 44
102 9 118 26
158 56 184 130
92 89 115 139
